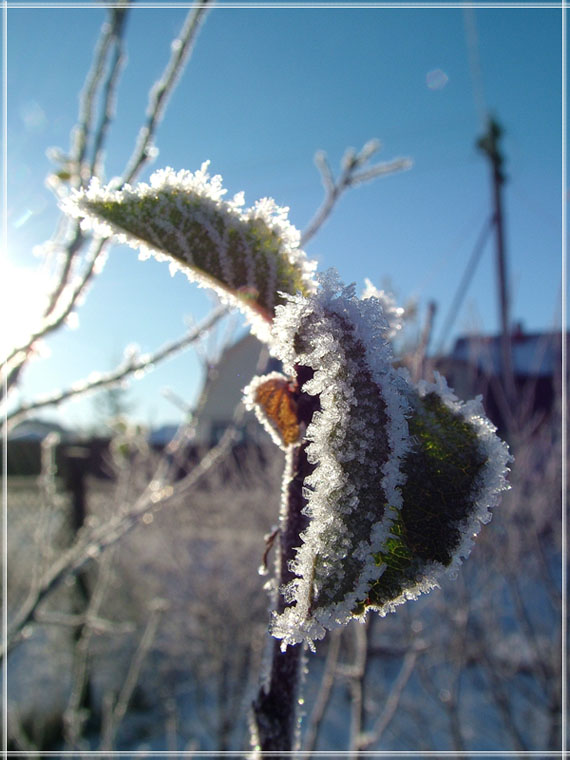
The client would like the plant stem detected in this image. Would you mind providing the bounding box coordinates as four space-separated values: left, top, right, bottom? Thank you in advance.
252 368 318 755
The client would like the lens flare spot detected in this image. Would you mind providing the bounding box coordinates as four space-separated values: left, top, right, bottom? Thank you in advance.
426 69 449 90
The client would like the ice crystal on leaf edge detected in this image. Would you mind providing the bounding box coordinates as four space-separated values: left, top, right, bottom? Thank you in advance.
61 162 318 345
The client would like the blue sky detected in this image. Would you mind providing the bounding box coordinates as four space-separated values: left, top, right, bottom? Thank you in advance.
5 4 564 430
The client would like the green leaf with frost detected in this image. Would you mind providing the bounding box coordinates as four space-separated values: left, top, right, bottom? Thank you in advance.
265 272 511 650
62 163 317 342
353 387 492 616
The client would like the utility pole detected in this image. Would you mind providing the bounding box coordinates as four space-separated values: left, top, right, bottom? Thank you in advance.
477 117 516 406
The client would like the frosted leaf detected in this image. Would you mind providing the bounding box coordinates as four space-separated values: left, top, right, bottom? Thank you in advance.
269 270 412 648
61 162 317 344
351 371 512 619
267 270 511 650
243 372 301 449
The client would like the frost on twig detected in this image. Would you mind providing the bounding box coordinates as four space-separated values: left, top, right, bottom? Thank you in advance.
5 3 211 408
7 304 226 429
120 0 213 185
301 140 412 247
63 163 318 342
4 415 243 657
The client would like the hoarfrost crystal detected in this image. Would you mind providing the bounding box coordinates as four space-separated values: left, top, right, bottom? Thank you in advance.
62 162 317 343
264 271 413 648
247 270 512 650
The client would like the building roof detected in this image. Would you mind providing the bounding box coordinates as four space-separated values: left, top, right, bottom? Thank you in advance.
7 418 71 441
450 331 565 377
195 332 277 424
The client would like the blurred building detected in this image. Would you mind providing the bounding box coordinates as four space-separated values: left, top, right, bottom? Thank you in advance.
435 327 566 433
190 332 280 446
192 326 566 442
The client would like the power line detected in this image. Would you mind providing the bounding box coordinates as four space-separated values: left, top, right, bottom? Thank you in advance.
435 213 495 355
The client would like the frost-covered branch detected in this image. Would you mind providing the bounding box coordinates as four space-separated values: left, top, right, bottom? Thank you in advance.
6 304 226 429
300 140 412 247
120 0 214 186
71 4 130 187
5 1 212 410
63 547 119 750
41 5 130 322
301 628 342 753
90 6 130 178
4 237 107 380
35 610 134 637
346 622 370 756
251 434 315 753
357 643 421 750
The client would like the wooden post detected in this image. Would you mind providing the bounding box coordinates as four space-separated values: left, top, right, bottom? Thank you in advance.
64 444 93 715
477 117 516 407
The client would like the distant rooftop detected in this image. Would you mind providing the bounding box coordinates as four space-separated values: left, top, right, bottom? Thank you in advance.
7 418 71 441
450 330 566 377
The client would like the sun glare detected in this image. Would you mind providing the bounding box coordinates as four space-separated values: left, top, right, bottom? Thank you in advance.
1 259 52 358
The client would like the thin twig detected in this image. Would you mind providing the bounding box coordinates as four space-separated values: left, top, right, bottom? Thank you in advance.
100 599 167 751
121 1 214 186
3 237 108 372
90 6 130 178
34 610 135 636
4 1 209 404
410 300 437 382
358 646 420 750
63 547 119 750
300 141 411 247
41 224 86 326
42 5 130 319
6 304 227 429
347 621 370 758
72 6 127 184
302 627 342 753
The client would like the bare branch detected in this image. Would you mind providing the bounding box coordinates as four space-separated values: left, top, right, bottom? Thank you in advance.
72 4 130 186
42 6 130 322
3 238 108 386
90 6 130 178
346 621 370 757
410 300 437 382
302 628 342 753
34 610 135 637
358 645 421 750
100 600 167 751
313 150 334 193
6 304 227 429
5 1 210 405
63 547 119 750
300 140 411 247
41 224 86 326
121 0 215 186
348 157 413 187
